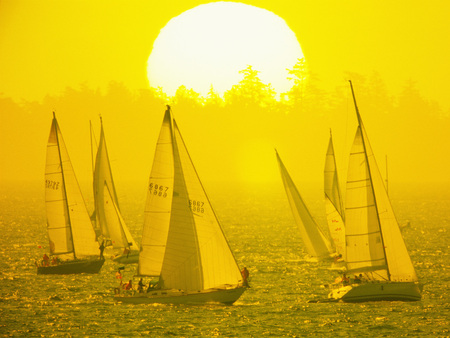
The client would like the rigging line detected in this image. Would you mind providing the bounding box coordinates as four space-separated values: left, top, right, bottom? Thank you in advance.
342 80 350 193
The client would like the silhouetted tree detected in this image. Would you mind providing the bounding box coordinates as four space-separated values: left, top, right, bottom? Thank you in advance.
224 65 276 108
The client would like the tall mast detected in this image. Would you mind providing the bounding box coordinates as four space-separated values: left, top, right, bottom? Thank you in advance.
53 112 77 259
348 81 390 280
90 120 95 176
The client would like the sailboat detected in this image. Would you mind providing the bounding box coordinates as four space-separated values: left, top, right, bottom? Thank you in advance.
324 131 346 263
37 113 104 274
92 117 139 264
276 150 334 261
114 106 246 304
328 81 421 302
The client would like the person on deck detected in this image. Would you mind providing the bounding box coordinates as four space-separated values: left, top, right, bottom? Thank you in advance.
42 254 50 266
241 267 250 287
124 280 133 290
342 274 350 285
114 269 123 294
138 278 144 293
99 240 105 260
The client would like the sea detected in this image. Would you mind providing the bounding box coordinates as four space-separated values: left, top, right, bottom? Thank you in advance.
0 181 448 337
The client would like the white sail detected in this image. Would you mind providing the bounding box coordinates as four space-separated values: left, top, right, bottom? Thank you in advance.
93 118 138 251
45 114 99 258
345 84 418 282
103 184 138 250
139 111 174 277
276 150 333 259
139 107 242 291
93 119 119 239
324 132 346 259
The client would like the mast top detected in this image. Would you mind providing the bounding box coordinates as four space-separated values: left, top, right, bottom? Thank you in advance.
348 80 362 126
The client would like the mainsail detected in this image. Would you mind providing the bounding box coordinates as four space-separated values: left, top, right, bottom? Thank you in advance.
45 113 99 259
276 150 333 260
324 132 346 259
345 81 418 282
92 118 138 251
138 107 242 291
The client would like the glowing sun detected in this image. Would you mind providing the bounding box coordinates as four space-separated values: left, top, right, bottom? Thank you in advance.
147 2 304 97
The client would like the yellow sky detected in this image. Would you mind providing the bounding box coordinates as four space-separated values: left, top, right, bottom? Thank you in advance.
1 0 449 190
1 1 448 106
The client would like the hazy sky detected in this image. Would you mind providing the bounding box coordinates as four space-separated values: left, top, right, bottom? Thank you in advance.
1 1 448 107
1 0 449 190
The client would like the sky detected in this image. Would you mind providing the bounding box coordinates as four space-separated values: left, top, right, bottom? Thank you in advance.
1 1 448 106
1 0 449 191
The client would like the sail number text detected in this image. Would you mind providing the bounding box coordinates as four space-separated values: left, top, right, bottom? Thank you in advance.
149 183 169 198
189 200 205 213
45 180 60 190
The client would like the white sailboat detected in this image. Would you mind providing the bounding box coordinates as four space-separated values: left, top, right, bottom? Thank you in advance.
328 81 421 302
114 106 246 304
92 117 139 264
276 150 334 261
324 131 346 262
37 112 104 274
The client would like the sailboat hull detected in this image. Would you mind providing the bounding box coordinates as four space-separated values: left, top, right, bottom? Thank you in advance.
37 258 104 275
112 251 139 264
114 286 246 305
328 282 422 302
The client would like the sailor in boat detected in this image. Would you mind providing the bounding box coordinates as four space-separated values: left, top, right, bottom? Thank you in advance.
42 254 50 266
333 273 350 286
122 247 130 258
99 240 106 260
241 267 250 287
114 268 124 294
333 254 343 263
353 274 363 284
123 280 133 291
138 278 145 293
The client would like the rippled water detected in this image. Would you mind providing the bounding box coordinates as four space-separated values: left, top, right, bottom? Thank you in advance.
0 181 449 337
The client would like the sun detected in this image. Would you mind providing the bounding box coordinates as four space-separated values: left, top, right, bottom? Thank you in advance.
147 2 304 97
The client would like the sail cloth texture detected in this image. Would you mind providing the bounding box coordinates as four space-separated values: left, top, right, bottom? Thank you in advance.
103 184 138 249
324 134 346 258
139 111 174 277
45 117 99 258
139 108 242 291
345 121 418 282
276 151 333 259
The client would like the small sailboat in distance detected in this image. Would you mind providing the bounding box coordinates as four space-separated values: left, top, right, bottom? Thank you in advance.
114 106 246 304
327 81 421 302
92 117 139 264
276 150 334 261
324 131 346 263
37 112 104 274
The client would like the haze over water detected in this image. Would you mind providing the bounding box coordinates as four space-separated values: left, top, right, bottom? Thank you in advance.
0 181 448 336
1 1 449 336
